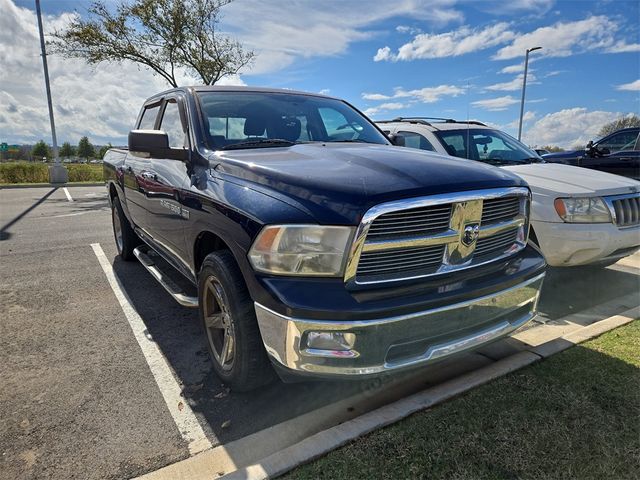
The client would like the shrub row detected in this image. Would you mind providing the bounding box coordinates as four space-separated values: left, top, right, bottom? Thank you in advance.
0 162 103 184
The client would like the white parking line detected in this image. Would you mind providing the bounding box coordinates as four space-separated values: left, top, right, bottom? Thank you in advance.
63 187 73 202
91 243 212 455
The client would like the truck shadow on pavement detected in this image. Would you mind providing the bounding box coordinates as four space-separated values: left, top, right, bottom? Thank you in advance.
109 255 639 452
110 255 501 449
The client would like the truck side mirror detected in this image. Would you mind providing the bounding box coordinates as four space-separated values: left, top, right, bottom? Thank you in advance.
388 134 405 147
128 130 188 161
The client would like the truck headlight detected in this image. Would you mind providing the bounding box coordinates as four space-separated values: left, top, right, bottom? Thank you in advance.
248 225 354 276
554 197 611 223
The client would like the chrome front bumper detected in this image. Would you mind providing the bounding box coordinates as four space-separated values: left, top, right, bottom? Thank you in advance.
254 273 545 377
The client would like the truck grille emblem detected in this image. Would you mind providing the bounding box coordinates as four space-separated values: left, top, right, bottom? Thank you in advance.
461 224 480 247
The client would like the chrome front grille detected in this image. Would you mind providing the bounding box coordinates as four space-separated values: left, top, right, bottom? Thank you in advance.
607 193 640 227
482 197 521 224
366 205 451 239
474 228 519 259
357 244 445 277
346 188 530 284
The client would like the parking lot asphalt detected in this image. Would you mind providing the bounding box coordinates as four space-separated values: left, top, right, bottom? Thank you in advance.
1 185 639 479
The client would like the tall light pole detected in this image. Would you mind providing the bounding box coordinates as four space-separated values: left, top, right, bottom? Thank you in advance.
35 0 68 182
517 46 542 141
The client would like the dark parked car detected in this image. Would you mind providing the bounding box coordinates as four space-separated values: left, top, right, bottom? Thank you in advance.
542 127 640 179
104 86 545 391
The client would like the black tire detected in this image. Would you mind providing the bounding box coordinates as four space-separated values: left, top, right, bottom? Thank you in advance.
111 196 140 261
198 250 275 391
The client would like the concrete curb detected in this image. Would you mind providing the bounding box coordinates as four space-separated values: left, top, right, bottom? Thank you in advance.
223 308 638 480
0 182 105 189
222 351 541 480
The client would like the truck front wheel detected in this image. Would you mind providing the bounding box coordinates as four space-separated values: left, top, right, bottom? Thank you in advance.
111 196 139 261
198 251 275 391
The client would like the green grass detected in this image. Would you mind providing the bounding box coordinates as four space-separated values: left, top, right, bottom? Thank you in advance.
285 321 640 480
0 162 103 184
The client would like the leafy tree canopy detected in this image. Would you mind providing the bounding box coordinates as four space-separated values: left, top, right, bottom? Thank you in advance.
32 140 51 159
598 114 640 137
59 142 76 158
98 143 112 159
77 136 95 159
540 145 565 152
50 0 254 87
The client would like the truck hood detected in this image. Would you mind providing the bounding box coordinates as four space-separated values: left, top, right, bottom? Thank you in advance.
210 143 525 224
502 163 640 197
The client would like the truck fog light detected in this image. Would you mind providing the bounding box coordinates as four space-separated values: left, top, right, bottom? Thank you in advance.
306 332 356 351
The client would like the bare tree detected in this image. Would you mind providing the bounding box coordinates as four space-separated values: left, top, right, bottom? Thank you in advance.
50 0 253 87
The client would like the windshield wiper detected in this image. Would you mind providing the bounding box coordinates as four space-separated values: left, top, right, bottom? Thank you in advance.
326 139 380 144
221 139 296 150
478 158 513 166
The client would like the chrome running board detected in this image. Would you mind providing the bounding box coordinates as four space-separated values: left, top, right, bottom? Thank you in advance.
133 246 198 308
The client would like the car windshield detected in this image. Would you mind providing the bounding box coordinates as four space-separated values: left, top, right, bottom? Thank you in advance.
196 91 389 150
435 128 543 165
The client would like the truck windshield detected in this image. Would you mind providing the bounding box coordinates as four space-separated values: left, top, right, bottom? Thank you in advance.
435 128 543 166
196 91 389 150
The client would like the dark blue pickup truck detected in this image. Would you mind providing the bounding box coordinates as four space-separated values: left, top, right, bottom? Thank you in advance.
104 86 546 391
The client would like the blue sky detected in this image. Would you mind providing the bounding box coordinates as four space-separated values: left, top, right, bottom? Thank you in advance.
3 0 640 147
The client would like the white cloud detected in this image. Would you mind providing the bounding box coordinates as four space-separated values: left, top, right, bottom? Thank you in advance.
318 88 331 95
373 47 393 62
616 79 640 91
363 102 407 117
504 110 536 129
362 85 465 104
378 15 639 64
499 63 524 74
523 108 625 147
362 92 392 101
486 74 535 92
215 74 247 86
0 0 178 144
606 41 640 53
543 70 565 78
223 0 464 74
493 16 622 60
396 25 422 35
478 0 555 15
379 102 406 110
376 22 516 61
472 95 519 111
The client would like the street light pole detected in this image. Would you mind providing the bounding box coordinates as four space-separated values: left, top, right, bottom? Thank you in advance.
517 46 542 141
35 0 67 182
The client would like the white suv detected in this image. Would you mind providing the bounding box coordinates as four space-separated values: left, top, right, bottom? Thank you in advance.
378 117 640 267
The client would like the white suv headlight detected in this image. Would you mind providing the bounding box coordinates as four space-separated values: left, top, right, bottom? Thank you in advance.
248 225 354 276
554 197 611 223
